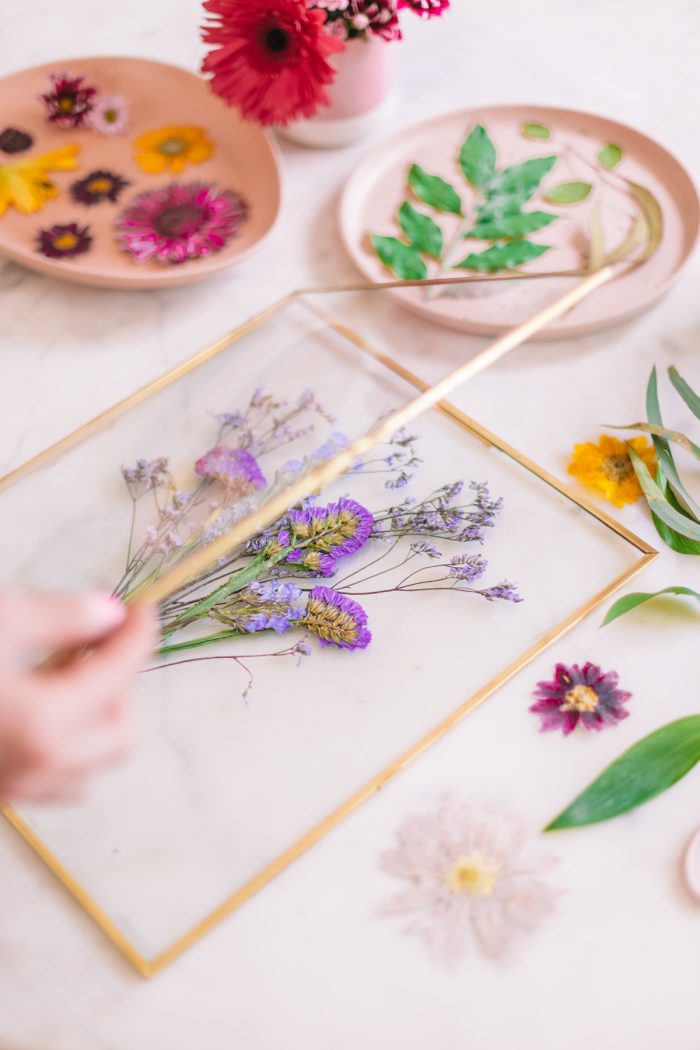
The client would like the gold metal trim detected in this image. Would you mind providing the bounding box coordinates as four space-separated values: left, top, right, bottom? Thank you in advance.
0 285 657 977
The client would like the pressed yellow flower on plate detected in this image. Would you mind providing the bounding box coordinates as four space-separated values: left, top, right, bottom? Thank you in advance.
568 434 657 508
133 125 214 175
0 144 80 217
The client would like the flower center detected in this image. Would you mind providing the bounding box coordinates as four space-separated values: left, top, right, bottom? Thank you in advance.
561 683 599 713
158 136 188 157
603 454 633 482
104 108 118 124
265 26 289 53
53 232 78 250
57 94 75 113
446 852 499 896
154 203 207 239
87 177 112 194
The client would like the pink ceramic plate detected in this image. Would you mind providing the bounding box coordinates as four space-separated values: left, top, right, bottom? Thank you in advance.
0 56 282 288
339 105 700 339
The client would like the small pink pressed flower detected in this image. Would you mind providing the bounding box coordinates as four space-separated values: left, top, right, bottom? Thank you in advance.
530 662 631 735
380 798 559 964
88 94 130 135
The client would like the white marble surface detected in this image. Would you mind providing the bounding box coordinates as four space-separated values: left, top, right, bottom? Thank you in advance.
2 1 700 1047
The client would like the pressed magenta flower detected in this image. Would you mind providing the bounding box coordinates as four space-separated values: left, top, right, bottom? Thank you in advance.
530 662 631 735
195 445 267 488
115 182 247 265
70 169 130 206
36 222 92 260
298 586 371 649
380 798 559 964
40 72 97 128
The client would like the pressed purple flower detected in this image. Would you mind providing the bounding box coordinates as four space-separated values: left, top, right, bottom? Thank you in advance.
299 586 371 650
115 182 248 265
40 72 97 128
449 554 487 582
195 446 266 488
0 127 33 154
214 579 303 634
530 662 631 735
70 169 130 206
479 580 522 603
121 457 170 494
36 222 92 260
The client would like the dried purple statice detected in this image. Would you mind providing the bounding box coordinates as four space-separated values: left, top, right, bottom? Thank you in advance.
299 586 371 650
121 457 171 497
195 446 267 489
213 579 304 634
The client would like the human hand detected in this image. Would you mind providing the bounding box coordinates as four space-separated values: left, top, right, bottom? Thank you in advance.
0 590 156 802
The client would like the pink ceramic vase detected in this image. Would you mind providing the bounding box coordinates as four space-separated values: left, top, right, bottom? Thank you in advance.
281 35 395 148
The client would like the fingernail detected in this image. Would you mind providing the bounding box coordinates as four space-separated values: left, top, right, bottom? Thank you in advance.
84 593 126 629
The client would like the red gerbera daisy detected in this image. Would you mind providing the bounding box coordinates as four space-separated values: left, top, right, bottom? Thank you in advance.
201 0 345 126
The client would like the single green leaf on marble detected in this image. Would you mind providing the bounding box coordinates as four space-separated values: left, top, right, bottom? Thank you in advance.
458 124 497 190
408 163 462 215
603 586 700 626
598 143 623 169
546 716 700 831
651 469 700 554
522 121 551 141
486 155 558 208
669 366 700 421
465 210 558 241
543 181 593 205
454 240 550 272
397 201 443 259
371 234 428 280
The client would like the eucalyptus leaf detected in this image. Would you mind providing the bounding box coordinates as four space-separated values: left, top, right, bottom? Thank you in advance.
652 471 700 554
669 366 700 421
486 155 557 208
454 240 550 272
611 421 700 461
629 445 700 540
458 125 497 190
598 143 623 169
397 201 443 259
603 215 647 265
544 181 593 205
546 716 700 831
465 210 558 241
371 235 427 280
644 367 700 522
603 586 700 626
522 122 551 140
408 163 462 215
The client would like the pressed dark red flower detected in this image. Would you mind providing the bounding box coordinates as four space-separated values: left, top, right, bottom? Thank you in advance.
0 127 34 154
70 169 131 206
36 222 92 260
530 662 631 735
397 0 449 16
40 73 97 129
201 0 345 126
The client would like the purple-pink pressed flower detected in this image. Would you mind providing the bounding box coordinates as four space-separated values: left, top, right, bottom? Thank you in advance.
36 222 92 260
40 73 97 128
299 586 371 650
70 169 130 206
195 445 267 488
115 182 248 265
530 662 631 735
380 797 559 964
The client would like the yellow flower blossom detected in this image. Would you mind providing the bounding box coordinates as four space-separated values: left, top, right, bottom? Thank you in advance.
133 125 213 175
568 434 657 508
0 144 80 217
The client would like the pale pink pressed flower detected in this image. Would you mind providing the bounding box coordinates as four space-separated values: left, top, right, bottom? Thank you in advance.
380 798 559 964
88 94 130 135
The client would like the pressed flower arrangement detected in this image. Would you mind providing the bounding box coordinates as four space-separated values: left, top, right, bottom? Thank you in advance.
113 386 523 696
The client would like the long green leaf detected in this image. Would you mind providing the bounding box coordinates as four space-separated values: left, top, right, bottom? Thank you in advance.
669 366 700 421
544 181 593 205
397 201 443 259
454 240 550 272
458 125 497 190
371 235 427 280
645 367 700 521
652 471 700 554
465 210 558 241
546 716 700 830
486 155 557 208
408 164 462 216
628 446 700 540
603 586 700 626
611 421 700 461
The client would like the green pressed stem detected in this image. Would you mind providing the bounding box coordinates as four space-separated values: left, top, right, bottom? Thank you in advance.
157 628 249 658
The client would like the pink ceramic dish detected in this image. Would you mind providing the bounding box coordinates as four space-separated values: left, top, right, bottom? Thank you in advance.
339 105 700 339
0 56 282 289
